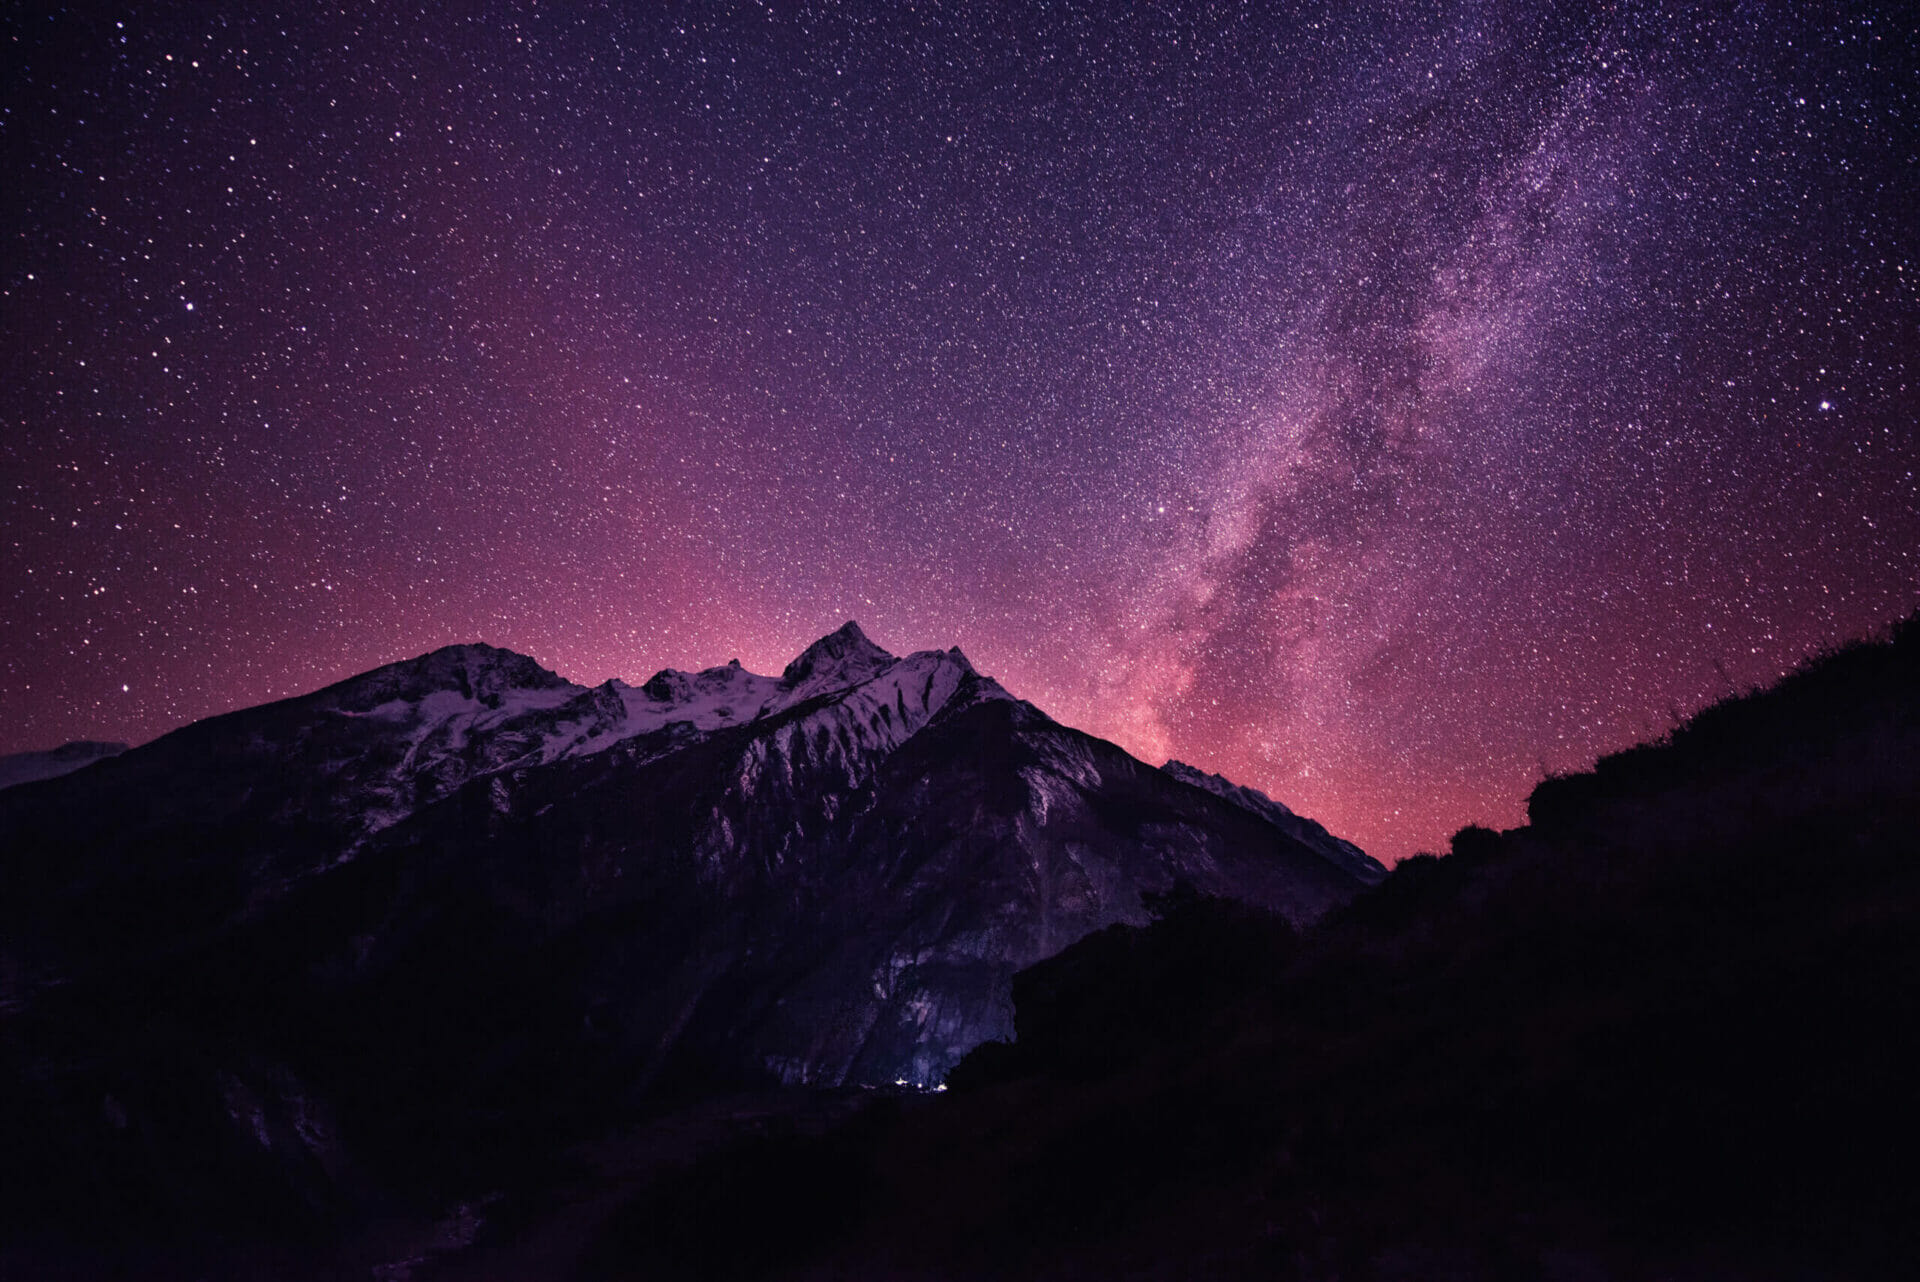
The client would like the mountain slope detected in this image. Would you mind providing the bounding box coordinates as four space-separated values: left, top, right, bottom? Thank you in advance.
1161 759 1378 881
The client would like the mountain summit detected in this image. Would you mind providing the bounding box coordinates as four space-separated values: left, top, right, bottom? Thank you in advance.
0 623 1380 1239
780 618 897 690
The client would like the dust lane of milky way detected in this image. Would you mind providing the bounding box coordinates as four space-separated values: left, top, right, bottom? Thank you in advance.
4 2 1917 861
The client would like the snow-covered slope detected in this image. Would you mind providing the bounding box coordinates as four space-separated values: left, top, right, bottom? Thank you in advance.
598 622 991 752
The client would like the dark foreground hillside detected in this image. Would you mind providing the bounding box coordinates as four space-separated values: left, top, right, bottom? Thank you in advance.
581 617 1920 1281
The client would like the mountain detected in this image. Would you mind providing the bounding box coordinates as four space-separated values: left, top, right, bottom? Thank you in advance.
0 622 1379 1243
0 739 126 792
587 616 1920 1282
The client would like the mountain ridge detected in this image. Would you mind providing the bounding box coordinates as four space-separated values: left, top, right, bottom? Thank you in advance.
0 739 128 792
0 621 1380 1245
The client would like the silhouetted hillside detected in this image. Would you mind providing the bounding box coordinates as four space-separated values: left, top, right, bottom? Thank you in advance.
581 615 1920 1280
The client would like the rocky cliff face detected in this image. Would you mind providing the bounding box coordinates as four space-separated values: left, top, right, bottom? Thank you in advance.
0 623 1379 1235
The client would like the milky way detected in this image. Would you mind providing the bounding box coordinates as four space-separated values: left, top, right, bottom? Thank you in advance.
5 1 1917 858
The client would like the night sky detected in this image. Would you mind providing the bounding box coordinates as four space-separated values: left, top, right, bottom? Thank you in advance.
5 1 1917 860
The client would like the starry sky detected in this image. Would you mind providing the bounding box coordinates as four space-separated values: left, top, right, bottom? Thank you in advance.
5 1 1917 860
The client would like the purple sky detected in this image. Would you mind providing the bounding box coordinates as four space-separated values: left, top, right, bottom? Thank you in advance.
6 1 1917 859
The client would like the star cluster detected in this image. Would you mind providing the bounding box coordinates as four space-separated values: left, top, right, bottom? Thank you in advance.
5 1 1916 859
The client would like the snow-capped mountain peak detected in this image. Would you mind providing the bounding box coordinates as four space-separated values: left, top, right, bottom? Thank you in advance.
779 620 897 698
316 645 585 733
